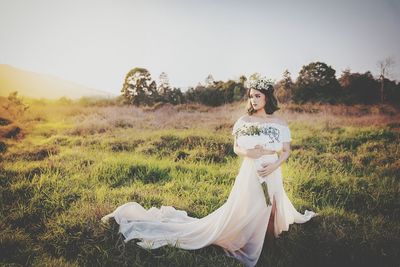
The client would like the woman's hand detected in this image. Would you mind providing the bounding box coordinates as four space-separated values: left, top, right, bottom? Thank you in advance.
257 161 279 178
245 145 275 159
257 142 291 178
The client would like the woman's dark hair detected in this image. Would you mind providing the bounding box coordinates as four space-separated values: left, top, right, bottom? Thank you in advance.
246 84 279 115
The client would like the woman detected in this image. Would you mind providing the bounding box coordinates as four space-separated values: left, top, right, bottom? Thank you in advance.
232 78 316 240
101 78 316 267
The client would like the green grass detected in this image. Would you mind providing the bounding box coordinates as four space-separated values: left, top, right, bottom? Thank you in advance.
0 104 399 266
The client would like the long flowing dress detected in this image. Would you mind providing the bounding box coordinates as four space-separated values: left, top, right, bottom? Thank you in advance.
101 116 316 267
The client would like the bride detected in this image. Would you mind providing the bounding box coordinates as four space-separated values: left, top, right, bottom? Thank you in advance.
101 77 316 267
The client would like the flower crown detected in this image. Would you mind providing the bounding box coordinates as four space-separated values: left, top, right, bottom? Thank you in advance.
246 77 274 91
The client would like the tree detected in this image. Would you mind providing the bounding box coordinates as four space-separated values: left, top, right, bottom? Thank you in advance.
121 68 158 105
219 80 243 103
1 91 29 120
338 70 380 104
378 57 395 103
169 88 184 105
157 71 176 103
157 72 171 95
239 75 247 86
383 79 400 106
184 84 224 106
204 74 215 87
233 85 244 101
184 87 196 103
275 69 294 103
293 61 341 103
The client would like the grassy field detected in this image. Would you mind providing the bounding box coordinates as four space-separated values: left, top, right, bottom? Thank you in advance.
1 99 399 267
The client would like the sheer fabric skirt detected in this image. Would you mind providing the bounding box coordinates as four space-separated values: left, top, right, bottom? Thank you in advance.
101 155 316 267
255 154 316 237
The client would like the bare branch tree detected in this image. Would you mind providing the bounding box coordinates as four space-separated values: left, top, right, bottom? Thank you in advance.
378 57 395 103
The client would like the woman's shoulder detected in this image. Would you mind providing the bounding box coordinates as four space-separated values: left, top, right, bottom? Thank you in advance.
238 115 251 122
271 115 289 127
233 115 251 126
232 115 247 132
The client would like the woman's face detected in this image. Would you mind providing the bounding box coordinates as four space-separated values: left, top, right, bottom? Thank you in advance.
249 89 266 111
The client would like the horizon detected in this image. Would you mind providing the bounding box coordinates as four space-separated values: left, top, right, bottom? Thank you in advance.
1 0 399 95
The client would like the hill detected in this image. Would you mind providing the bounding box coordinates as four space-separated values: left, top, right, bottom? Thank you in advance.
0 64 115 99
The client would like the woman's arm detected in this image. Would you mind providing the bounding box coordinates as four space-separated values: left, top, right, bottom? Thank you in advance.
257 142 291 177
233 137 248 157
233 137 276 159
274 142 291 167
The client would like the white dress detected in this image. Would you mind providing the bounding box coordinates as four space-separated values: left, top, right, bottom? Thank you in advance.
101 116 316 267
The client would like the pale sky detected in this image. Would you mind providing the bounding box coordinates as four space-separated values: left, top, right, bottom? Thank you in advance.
1 0 399 94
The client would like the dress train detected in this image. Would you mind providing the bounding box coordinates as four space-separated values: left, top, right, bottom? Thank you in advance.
102 154 316 267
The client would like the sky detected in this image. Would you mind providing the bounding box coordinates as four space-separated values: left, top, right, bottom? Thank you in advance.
1 0 399 95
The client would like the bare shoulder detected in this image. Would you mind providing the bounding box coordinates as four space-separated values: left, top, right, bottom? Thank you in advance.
272 115 289 127
233 115 248 128
238 114 251 122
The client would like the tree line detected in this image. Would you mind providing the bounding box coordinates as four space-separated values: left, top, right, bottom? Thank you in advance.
121 61 400 107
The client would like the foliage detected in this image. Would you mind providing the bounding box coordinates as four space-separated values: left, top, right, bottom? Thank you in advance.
119 65 399 108
275 69 294 103
121 68 158 105
338 70 400 105
184 79 246 107
339 70 380 104
293 61 342 104
0 91 29 120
